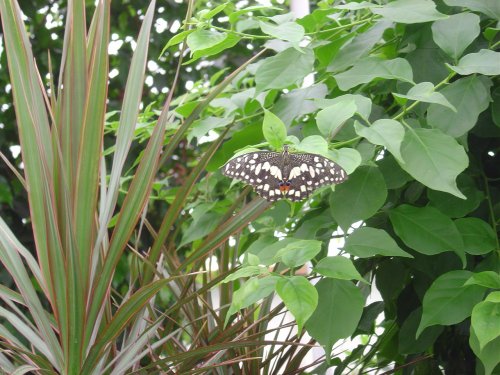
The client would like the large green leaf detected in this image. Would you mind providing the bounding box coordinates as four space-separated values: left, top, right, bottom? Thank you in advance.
449 50 500 76
443 0 500 20
275 240 322 268
354 119 405 162
259 21 304 43
471 292 500 351
262 109 287 149
316 99 357 138
274 84 327 126
306 279 364 360
330 166 387 230
427 76 492 137
416 270 485 337
470 325 500 375
334 57 414 91
465 272 500 289
393 82 456 111
344 227 412 258
314 256 368 283
371 0 447 23
389 205 465 262
186 29 227 53
276 276 318 334
255 47 314 92
455 218 498 255
431 12 480 60
399 128 468 198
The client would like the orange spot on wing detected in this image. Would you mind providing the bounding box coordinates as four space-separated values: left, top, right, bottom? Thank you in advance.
279 185 290 193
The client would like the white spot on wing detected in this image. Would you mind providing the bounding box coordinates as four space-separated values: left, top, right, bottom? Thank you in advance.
309 166 315 178
289 166 301 179
255 163 262 175
295 191 300 197
262 162 271 171
263 184 270 191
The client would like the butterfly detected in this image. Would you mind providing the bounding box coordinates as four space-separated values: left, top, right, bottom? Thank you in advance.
221 145 348 202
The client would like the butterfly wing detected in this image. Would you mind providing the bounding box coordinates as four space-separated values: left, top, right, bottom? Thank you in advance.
221 151 283 201
286 153 348 200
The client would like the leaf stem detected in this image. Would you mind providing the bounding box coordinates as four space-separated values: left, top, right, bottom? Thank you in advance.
481 169 500 252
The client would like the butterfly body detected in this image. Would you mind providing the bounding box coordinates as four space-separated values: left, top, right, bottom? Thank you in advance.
221 146 348 202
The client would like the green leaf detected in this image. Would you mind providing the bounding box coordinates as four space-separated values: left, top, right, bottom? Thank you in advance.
316 94 373 120
186 29 227 53
389 205 465 262
295 135 329 155
328 148 362 175
393 82 456 111
448 49 500 76
161 29 194 54
427 76 492 137
276 276 318 334
431 13 480 60
198 2 228 20
327 20 392 72
470 324 500 375
262 110 287 149
344 227 413 258
471 292 500 350
314 256 368 283
222 266 268 283
330 166 387 230
230 276 278 312
378 155 413 189
179 211 220 248
259 21 305 43
255 47 315 92
306 279 364 359
247 237 295 266
443 0 500 20
399 128 468 198
189 33 241 62
275 240 322 268
465 272 500 289
417 270 485 337
354 119 405 162
334 57 414 91
274 84 327 126
455 218 498 255
187 116 233 143
371 0 448 23
316 99 357 138
471 291 500 350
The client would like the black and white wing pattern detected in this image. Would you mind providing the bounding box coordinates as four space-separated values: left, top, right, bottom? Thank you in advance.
221 150 348 202
221 151 283 201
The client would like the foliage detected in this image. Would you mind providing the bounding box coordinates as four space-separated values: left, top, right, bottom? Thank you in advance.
0 0 499 374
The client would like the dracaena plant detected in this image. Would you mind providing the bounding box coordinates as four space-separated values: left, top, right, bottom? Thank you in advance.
0 0 275 373
1 0 500 374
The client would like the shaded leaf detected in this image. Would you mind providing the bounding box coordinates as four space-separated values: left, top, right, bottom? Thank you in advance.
330 166 387 230
259 21 304 43
455 218 497 255
344 227 413 258
417 270 485 337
